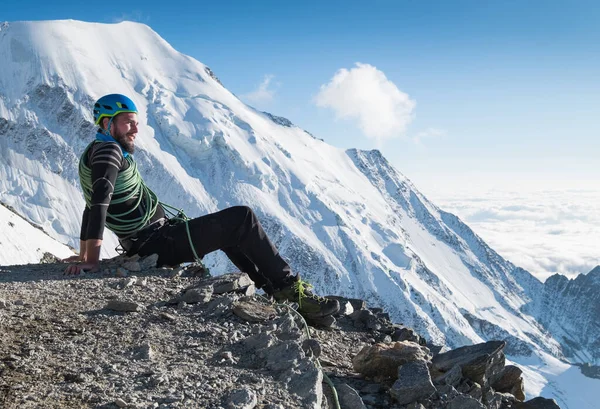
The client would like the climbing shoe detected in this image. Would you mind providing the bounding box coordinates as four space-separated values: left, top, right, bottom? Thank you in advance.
272 278 340 319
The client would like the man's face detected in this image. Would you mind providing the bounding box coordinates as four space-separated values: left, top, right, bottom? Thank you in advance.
110 112 138 154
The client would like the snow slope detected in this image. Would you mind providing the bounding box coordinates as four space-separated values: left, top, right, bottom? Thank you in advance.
0 202 73 265
0 20 598 407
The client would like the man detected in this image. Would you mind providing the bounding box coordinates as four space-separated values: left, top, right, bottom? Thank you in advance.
65 93 339 319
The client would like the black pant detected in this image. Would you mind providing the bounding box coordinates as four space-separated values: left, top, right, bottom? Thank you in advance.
133 206 293 292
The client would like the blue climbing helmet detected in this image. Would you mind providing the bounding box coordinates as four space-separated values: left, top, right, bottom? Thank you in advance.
93 94 138 126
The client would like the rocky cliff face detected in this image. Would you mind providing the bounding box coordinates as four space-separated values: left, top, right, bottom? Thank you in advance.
524 266 600 365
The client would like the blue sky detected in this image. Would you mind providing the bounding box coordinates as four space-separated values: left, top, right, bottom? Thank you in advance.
3 0 600 195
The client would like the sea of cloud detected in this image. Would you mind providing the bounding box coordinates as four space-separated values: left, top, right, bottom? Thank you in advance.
431 188 600 282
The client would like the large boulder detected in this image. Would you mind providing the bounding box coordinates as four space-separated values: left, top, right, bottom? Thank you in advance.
516 397 562 409
491 365 526 401
389 360 436 405
431 341 506 387
352 341 432 379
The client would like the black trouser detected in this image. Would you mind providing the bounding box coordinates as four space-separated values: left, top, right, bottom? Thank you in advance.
131 206 294 292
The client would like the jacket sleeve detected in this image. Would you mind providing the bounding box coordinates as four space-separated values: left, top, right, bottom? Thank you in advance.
84 142 124 239
79 207 90 241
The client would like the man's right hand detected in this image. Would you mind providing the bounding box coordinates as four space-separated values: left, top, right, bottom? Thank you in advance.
64 263 99 275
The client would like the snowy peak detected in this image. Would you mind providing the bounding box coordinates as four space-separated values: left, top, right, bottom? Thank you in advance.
527 266 600 364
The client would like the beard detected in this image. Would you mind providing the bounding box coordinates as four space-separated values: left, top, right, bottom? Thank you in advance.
114 131 135 154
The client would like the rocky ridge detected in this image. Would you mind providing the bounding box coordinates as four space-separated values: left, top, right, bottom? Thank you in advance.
0 257 561 409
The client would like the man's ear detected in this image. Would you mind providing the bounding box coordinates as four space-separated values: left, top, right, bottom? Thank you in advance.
100 117 111 132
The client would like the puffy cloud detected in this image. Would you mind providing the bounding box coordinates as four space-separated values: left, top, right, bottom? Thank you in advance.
315 63 415 142
241 75 277 104
436 189 600 281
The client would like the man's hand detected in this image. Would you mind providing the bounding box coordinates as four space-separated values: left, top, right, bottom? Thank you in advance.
64 262 99 275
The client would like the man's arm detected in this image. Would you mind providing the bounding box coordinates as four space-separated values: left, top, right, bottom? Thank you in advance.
65 142 123 274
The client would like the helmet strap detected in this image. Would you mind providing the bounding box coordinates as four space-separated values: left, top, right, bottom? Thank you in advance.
104 117 115 137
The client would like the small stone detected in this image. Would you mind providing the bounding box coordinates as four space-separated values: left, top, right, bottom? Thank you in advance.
105 300 143 312
0 299 9 309
180 287 213 303
14 299 24 306
336 383 367 409
116 267 129 277
301 339 322 359
170 268 183 279
159 312 177 322
136 277 148 287
115 398 128 408
227 388 257 409
123 277 137 288
221 351 235 364
140 253 159 269
123 261 141 272
135 343 155 360
232 299 277 322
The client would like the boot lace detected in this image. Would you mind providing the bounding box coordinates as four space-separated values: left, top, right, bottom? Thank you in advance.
293 279 327 308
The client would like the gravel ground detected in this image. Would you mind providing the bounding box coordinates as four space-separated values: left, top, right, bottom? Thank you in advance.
0 261 386 409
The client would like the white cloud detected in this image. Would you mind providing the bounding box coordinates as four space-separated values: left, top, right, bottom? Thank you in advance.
241 75 277 104
315 63 415 142
435 188 600 281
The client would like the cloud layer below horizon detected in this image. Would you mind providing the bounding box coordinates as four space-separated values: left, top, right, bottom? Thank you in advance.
435 188 600 282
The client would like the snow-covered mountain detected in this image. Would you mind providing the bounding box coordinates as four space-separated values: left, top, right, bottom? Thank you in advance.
0 201 73 265
1 20 598 407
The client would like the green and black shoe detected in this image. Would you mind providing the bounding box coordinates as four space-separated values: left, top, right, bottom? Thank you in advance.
272 278 340 319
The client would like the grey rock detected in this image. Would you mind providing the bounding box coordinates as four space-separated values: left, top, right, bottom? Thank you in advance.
433 363 462 387
488 392 517 409
0 299 8 309
389 360 436 405
301 339 321 359
491 364 525 401
105 300 143 312
116 267 129 277
194 272 254 294
134 343 155 360
115 398 128 408
232 299 276 322
287 360 322 409
353 341 432 380
446 395 486 409
179 286 213 304
336 383 367 409
391 326 423 344
123 261 141 272
359 384 381 394
265 341 304 372
405 403 426 409
431 340 506 387
140 253 159 269
516 397 562 409
328 296 366 312
227 388 257 409
242 333 277 351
